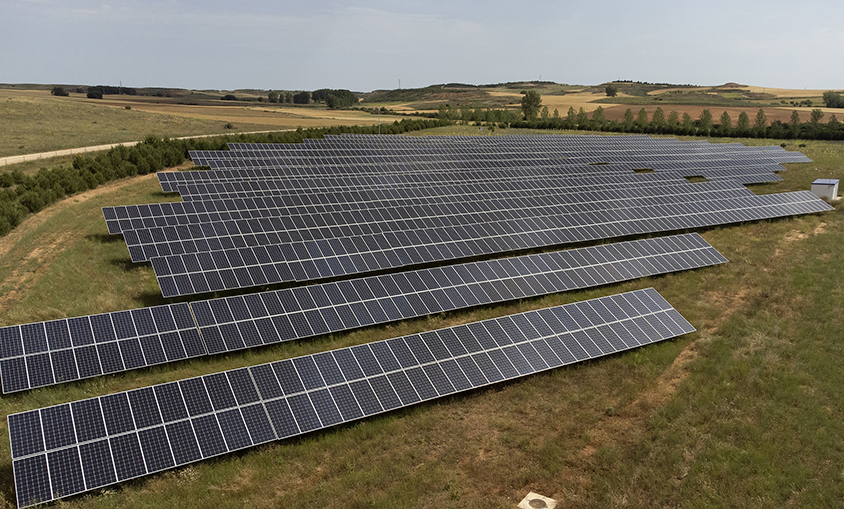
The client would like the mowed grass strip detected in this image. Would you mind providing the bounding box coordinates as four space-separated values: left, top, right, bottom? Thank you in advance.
0 131 842 508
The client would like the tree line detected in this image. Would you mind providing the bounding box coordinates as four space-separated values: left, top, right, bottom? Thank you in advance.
507 105 844 140
438 89 844 140
266 89 357 109
0 118 449 237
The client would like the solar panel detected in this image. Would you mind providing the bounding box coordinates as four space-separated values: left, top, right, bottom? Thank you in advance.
150 190 828 297
9 287 695 508
0 233 724 393
105 172 709 235
120 178 751 263
0 303 202 394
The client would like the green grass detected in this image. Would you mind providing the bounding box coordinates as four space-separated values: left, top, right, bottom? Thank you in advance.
0 131 843 507
0 92 269 158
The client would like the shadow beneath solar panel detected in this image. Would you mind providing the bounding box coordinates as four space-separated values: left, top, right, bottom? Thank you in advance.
0 464 14 502
85 233 125 244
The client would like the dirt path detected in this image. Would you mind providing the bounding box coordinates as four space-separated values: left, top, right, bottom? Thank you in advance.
0 173 160 259
0 173 164 313
0 129 293 167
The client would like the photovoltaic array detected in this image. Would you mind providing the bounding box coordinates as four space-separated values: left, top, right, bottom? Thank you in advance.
9 288 693 508
0 233 723 393
3 133 829 507
101 134 829 298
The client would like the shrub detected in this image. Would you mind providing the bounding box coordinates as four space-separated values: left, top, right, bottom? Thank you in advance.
0 118 449 238
18 190 46 213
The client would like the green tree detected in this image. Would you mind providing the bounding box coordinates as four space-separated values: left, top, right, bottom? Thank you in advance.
719 111 732 135
810 108 825 124
51 86 69 97
636 108 649 128
667 110 680 128
552 108 560 119
293 91 310 104
829 114 839 125
605 84 618 97
623 108 634 129
540 106 550 120
822 91 844 108
567 106 577 126
681 112 694 133
652 107 666 129
267 91 279 103
790 110 801 134
736 111 751 134
576 107 589 127
520 90 542 120
592 106 606 124
698 109 714 135
753 109 768 135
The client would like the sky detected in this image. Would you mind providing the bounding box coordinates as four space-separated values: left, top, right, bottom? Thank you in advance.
1 0 842 92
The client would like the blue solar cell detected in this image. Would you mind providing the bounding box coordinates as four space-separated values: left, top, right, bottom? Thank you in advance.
14 455 52 507
273 360 306 395
79 439 117 489
0 325 23 358
405 367 438 400
25 354 54 388
179 378 213 416
312 351 345 385
44 320 71 350
287 393 322 432
101 393 135 435
165 420 202 465
139 426 175 472
193 414 228 457
9 411 44 458
71 399 107 443
110 433 146 480
264 399 299 438
387 371 420 405
368 375 402 410
217 409 252 451
21 323 47 354
74 345 101 378
309 389 343 426
349 380 383 415
204 373 238 411
240 403 276 444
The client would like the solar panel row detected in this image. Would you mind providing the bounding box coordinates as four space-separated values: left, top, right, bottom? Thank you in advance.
105 171 717 235
0 233 723 393
122 179 751 263
9 288 695 508
151 190 828 297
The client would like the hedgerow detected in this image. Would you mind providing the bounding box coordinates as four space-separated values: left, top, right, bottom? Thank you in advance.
0 118 449 237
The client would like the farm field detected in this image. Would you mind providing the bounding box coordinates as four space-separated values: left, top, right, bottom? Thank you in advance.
0 125 843 507
0 88 405 158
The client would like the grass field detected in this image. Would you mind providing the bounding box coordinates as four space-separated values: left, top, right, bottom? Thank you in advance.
0 129 843 508
0 89 405 158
